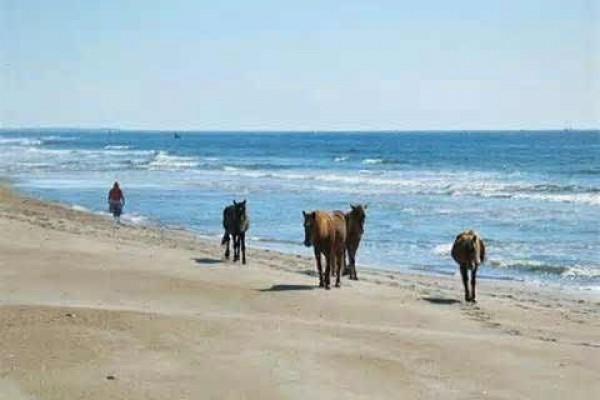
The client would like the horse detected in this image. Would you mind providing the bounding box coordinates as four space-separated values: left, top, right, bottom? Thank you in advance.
221 200 250 264
451 230 486 302
343 204 367 280
302 210 347 289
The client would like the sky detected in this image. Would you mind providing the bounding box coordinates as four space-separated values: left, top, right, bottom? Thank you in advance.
1 0 598 130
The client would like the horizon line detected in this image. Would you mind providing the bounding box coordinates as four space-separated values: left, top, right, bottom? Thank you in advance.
1 126 599 134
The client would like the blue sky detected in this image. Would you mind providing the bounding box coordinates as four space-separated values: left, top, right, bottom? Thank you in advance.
2 0 598 130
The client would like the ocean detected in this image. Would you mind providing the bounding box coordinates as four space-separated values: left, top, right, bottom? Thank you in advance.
1 129 598 290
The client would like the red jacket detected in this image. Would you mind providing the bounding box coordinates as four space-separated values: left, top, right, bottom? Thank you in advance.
108 187 124 202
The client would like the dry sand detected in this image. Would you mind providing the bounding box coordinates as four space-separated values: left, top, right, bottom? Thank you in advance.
0 185 598 399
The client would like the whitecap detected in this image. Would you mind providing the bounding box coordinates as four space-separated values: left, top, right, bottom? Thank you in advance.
147 151 200 171
512 192 600 206
561 266 600 279
0 137 43 146
433 243 453 256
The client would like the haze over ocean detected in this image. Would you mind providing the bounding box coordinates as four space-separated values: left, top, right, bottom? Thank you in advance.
1 129 598 289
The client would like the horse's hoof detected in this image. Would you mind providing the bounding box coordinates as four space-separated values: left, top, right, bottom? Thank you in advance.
335 283 340 288
319 282 324 288
325 286 331 290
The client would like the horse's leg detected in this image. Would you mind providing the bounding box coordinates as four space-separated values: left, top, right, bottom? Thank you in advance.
351 255 359 281
314 248 324 287
223 233 230 259
348 245 359 280
335 247 342 288
343 245 353 276
460 264 470 302
233 234 240 262
241 232 246 265
324 251 332 290
470 265 478 303
330 248 336 278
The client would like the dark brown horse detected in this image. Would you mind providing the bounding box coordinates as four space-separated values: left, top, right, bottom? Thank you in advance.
303 210 346 289
221 200 250 264
343 204 367 280
451 230 486 302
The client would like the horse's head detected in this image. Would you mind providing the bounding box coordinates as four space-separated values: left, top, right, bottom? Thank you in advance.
458 230 482 263
302 211 316 247
465 231 480 253
349 204 367 234
233 199 247 222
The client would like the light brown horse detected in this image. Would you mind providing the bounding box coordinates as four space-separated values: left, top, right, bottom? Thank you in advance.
451 230 486 302
343 204 367 280
303 210 347 289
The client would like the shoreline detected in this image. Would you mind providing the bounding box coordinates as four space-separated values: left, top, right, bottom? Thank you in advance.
9 181 600 296
1 182 599 399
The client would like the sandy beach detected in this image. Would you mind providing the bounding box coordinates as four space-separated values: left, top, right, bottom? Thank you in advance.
0 184 598 400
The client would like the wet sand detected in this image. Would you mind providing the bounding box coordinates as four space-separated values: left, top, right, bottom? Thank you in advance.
0 185 598 399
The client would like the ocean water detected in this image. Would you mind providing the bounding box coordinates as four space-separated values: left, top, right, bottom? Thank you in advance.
1 129 598 290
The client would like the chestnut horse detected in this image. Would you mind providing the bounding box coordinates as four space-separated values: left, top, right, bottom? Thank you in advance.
343 204 367 280
302 210 347 289
451 230 486 302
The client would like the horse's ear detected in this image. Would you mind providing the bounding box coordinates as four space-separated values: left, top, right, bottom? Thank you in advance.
302 210 307 217
233 200 238 206
241 199 246 205
350 204 356 210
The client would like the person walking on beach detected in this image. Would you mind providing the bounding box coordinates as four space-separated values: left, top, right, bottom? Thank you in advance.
108 181 125 223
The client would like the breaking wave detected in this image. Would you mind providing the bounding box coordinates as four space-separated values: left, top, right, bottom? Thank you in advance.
362 158 384 165
489 259 600 278
218 168 599 205
147 151 200 171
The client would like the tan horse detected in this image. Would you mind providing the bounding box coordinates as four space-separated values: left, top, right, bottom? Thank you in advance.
451 230 486 302
303 210 347 289
343 204 367 280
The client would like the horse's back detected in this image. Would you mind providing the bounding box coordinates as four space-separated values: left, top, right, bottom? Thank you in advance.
312 210 346 249
223 205 235 231
311 211 332 245
331 210 347 244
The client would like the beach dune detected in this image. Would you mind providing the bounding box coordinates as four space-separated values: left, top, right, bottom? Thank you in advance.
0 185 598 399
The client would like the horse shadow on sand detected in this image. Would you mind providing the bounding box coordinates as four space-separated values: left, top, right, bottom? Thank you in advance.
421 296 461 305
192 257 222 265
259 284 315 292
